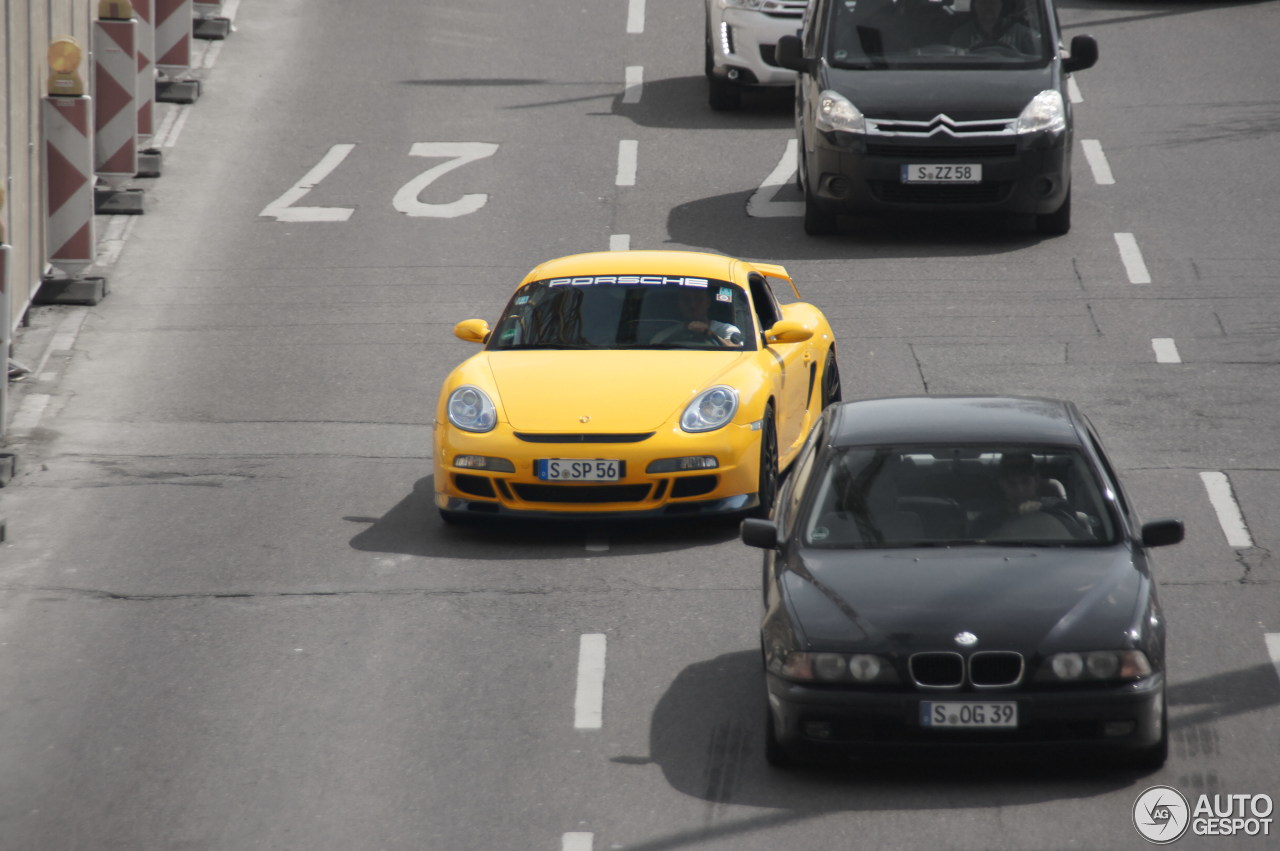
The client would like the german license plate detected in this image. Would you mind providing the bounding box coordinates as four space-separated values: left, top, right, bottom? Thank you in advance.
535 459 622 482
920 701 1017 728
902 164 982 183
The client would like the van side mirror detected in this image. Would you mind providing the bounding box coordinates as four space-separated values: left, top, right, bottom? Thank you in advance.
775 35 813 75
1141 518 1184 548
1063 35 1098 74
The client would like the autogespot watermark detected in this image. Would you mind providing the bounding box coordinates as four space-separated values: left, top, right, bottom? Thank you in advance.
1133 785 1274 844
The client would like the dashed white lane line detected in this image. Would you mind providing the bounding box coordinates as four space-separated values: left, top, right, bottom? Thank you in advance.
1068 76 1082 104
1081 139 1114 185
1200 471 1254 549
609 234 631 251
1152 338 1181 364
626 0 645 33
747 139 803 218
1266 635 1280 686
574 634 607 729
623 66 643 104
563 832 593 851
616 140 638 187
1115 233 1151 284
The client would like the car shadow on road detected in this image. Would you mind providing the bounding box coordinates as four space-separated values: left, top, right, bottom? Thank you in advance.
633 649 1204 813
346 475 741 559
609 75 794 131
665 188 1052 262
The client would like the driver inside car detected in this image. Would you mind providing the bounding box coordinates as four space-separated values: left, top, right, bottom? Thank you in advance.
949 0 1037 54
651 286 745 347
969 451 1077 539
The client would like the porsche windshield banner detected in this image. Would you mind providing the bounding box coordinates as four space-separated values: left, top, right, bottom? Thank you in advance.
545 276 713 288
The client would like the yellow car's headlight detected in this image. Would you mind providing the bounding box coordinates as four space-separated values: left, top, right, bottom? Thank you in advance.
680 386 738 433
447 385 498 433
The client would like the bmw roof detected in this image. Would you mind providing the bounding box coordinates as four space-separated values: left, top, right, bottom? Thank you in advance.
827 396 1088 447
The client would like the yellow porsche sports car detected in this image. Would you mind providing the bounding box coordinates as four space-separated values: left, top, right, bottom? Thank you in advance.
433 250 841 522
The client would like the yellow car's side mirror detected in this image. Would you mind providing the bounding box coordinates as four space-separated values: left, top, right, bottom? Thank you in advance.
765 320 813 345
453 319 491 344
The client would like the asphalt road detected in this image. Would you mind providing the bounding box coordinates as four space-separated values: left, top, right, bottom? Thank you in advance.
2 0 1279 849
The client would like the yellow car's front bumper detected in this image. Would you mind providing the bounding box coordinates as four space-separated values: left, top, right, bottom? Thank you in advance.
433 419 764 520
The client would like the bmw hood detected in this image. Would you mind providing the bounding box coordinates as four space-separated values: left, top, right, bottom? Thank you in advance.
821 66 1056 121
483 350 749 432
786 547 1146 652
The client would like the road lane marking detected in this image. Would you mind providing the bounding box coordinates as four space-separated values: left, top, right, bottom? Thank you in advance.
1081 139 1114 185
9 394 51 432
259 144 356 222
1152 338 1181 364
623 66 643 104
609 234 630 251
1068 76 1082 104
575 634 607 729
747 139 803 218
626 0 645 33
1200 471 1254 548
1267 634 1280 686
1115 233 1151 284
616 140 638 186
563 833 593 851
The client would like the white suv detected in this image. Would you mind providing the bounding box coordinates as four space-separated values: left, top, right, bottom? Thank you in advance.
704 0 809 111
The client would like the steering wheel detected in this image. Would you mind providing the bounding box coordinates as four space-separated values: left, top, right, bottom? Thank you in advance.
654 321 716 345
1041 505 1090 539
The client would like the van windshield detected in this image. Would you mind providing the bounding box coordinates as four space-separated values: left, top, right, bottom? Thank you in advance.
825 0 1051 69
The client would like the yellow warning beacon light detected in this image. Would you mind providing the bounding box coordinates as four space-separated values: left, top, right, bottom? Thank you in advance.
48 37 85 97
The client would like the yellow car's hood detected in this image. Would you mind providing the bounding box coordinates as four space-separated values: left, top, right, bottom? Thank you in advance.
485 350 749 432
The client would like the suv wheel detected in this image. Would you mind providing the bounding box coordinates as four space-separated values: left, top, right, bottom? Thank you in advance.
803 186 839 236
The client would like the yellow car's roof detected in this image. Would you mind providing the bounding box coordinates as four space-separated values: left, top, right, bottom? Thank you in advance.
522 250 794 293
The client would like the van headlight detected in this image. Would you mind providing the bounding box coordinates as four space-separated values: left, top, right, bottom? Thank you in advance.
1016 90 1066 135
815 90 866 135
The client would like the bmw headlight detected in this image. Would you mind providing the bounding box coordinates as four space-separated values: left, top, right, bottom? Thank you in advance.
1037 650 1153 682
771 651 899 684
680 386 739 433
1016 90 1066 135
815 90 866 135
447 385 498 433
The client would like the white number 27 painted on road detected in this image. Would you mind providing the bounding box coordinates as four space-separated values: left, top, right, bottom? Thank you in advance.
259 142 500 222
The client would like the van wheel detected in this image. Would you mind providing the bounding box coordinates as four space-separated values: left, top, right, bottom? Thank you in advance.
1036 187 1071 235
803 187 839 236
708 76 742 111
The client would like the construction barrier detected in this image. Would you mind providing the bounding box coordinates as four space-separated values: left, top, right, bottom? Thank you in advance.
154 0 201 103
40 38 108 304
1 187 9 442
193 0 231 39
93 3 141 198
134 0 156 140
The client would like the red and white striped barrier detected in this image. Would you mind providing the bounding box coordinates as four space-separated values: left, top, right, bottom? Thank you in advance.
43 95 96 276
93 12 139 191
154 0 201 103
133 0 157 141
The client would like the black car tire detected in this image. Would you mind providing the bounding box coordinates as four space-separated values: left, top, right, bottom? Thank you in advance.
803 186 839 236
708 75 742 111
1036 186 1071 235
820 348 843 409
764 707 799 768
750 408 779 519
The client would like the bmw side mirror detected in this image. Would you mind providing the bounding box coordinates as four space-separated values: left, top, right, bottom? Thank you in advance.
741 518 781 549
775 35 813 75
1141 518 1184 548
1063 35 1098 74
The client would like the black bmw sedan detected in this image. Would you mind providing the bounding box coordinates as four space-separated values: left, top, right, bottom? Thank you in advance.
741 396 1184 768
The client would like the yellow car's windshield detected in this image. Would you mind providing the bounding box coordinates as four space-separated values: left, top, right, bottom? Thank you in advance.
488 277 757 351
